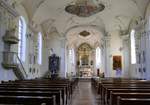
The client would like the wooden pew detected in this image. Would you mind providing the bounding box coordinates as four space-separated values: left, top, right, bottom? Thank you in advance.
4 77 79 96
99 79 149 95
94 78 150 105
0 78 78 105
117 96 150 105
101 82 150 104
2 80 71 97
110 92 150 105
0 90 62 105
103 84 150 103
106 88 150 104
0 84 67 105
103 86 150 104
0 95 56 105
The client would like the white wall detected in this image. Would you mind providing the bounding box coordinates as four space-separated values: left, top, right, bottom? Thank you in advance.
15 4 46 79
127 2 150 80
0 2 45 81
45 32 66 77
109 31 123 77
40 39 49 77
15 4 30 78
144 2 150 79
0 3 18 81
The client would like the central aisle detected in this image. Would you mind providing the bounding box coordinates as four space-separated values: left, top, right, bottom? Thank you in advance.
71 80 99 105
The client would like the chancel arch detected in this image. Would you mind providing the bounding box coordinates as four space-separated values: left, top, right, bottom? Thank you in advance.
65 25 105 78
77 43 94 77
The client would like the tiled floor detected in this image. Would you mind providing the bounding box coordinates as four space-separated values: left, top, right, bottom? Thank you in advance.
71 80 100 105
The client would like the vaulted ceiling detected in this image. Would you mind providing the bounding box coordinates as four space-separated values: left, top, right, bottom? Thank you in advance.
18 0 149 37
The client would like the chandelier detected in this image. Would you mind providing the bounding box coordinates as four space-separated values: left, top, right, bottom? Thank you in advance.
65 0 105 17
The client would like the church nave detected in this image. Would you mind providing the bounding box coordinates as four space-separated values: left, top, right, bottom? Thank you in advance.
1 0 150 105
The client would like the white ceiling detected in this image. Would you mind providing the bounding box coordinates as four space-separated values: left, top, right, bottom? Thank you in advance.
20 0 149 38
66 25 103 47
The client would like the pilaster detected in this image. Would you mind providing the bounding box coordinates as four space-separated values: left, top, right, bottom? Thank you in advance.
104 35 111 77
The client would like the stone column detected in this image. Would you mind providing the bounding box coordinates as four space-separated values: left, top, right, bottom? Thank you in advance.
121 35 130 78
60 36 67 78
104 36 111 77
145 30 150 79
141 31 146 79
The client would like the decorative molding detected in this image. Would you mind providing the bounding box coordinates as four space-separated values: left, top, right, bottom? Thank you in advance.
28 23 39 33
120 34 129 40
134 19 145 31
36 0 45 8
104 36 111 47
0 0 19 17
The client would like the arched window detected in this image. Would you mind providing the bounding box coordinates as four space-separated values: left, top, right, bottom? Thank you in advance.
96 47 101 68
18 16 26 62
69 48 75 64
130 29 136 64
38 32 42 65
72 49 75 64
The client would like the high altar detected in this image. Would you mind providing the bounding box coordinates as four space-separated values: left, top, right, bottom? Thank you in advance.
77 43 94 78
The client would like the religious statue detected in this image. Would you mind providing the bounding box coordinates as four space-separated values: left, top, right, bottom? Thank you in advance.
49 54 60 78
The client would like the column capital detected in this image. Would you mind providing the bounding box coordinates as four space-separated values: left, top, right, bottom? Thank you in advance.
104 35 111 41
120 34 130 40
103 36 111 48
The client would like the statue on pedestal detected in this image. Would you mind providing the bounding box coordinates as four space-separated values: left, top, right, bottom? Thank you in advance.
49 54 60 79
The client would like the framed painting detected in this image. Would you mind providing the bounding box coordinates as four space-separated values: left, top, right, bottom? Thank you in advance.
113 55 122 70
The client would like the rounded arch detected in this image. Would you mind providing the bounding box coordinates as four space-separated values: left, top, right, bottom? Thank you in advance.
144 1 150 20
66 25 104 49
16 4 29 24
65 25 105 36
128 16 143 31
145 2 150 29
78 43 92 51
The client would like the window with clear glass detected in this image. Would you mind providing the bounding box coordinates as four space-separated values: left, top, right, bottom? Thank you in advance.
38 32 42 65
18 16 26 62
130 29 136 64
69 48 75 64
96 47 101 68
